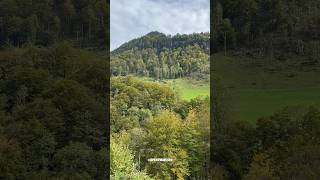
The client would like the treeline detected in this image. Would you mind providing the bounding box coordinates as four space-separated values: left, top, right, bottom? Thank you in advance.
212 0 320 59
0 43 108 179
112 31 209 54
0 0 108 48
211 105 320 179
110 76 210 179
111 33 209 80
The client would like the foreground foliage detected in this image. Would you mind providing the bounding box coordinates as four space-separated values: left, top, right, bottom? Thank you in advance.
110 76 210 179
0 43 107 179
211 105 320 179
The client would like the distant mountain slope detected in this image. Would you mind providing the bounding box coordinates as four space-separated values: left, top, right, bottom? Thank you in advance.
111 32 209 80
112 31 210 55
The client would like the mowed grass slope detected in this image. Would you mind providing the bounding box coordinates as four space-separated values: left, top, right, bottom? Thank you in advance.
135 76 209 101
231 87 320 123
163 78 209 100
213 54 320 122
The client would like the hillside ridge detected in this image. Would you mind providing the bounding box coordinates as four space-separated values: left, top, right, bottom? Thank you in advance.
112 31 210 54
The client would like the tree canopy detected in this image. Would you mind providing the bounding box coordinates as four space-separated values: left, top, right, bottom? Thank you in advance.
0 0 108 48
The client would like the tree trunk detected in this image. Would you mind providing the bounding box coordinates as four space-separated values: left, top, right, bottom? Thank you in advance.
224 32 227 56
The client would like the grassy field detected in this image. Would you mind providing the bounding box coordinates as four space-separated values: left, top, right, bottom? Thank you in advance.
135 76 210 101
213 54 320 122
230 87 320 123
162 78 209 100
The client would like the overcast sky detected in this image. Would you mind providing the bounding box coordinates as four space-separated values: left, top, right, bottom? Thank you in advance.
110 0 210 50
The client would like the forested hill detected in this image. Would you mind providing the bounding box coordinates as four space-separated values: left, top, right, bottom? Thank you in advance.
112 31 210 55
111 32 210 80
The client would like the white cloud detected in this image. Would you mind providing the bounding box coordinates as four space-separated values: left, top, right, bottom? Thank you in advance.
110 0 210 50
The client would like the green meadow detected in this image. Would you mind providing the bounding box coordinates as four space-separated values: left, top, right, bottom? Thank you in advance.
230 87 320 122
135 76 210 101
213 54 320 122
162 78 209 100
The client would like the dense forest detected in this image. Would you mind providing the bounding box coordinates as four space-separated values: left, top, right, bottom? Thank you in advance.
0 43 108 179
210 105 320 179
212 0 320 56
0 0 108 48
112 31 210 54
111 32 210 80
0 0 109 179
110 76 210 179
